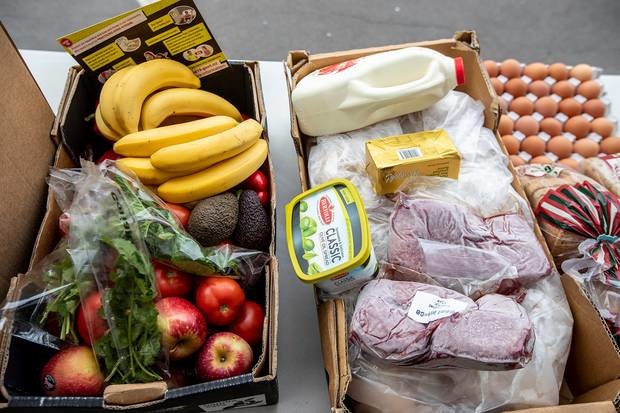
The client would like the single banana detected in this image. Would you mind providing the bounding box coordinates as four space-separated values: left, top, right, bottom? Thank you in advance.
95 105 121 141
98 67 133 136
114 59 201 133
151 119 263 173
140 88 243 130
116 157 187 185
158 139 269 203
113 116 238 157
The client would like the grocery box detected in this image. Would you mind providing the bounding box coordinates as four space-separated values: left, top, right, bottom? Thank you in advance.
284 31 619 412
0 24 278 411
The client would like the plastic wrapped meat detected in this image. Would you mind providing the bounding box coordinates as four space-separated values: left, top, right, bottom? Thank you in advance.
429 294 534 369
388 195 551 291
349 279 476 365
349 277 533 370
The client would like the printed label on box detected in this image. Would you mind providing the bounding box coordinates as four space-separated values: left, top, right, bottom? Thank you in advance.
408 291 468 324
58 0 228 83
199 394 267 411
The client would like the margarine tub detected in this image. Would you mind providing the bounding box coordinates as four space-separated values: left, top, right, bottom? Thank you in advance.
285 179 378 295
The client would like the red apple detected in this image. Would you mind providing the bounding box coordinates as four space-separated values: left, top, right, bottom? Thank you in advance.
156 297 207 360
154 262 193 298
76 291 108 345
40 346 104 396
196 332 253 381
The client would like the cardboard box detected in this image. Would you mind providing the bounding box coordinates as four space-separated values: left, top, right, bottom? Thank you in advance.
285 31 620 412
0 25 278 411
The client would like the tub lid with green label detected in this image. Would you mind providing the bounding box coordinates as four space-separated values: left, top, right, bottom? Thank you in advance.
285 178 372 284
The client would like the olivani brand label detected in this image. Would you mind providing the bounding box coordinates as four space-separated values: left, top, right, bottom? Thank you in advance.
296 186 355 275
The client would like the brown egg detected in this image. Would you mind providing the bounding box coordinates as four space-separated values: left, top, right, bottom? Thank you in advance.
577 80 601 99
564 116 591 138
524 62 548 81
520 135 546 157
500 58 522 78
583 99 606 118
549 63 569 81
574 139 600 158
505 78 527 97
591 118 615 138
501 135 520 155
571 64 593 81
515 116 540 136
559 98 582 117
498 114 514 136
531 155 552 164
552 80 576 98
510 155 526 167
540 118 563 136
535 97 559 117
546 136 573 158
529 80 550 97
491 78 504 95
498 97 509 114
559 158 579 169
601 137 620 154
510 97 534 116
484 60 499 77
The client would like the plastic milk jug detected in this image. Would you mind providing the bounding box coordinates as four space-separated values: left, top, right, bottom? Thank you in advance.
291 46 465 136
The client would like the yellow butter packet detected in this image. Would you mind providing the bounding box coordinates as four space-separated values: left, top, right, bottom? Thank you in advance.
365 129 461 195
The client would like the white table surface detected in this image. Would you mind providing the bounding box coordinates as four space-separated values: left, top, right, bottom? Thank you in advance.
18 49 620 413
19 49 331 413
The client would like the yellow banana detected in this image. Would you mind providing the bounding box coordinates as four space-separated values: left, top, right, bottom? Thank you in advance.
140 88 243 130
113 116 238 157
157 139 269 203
114 59 201 134
116 157 187 185
151 119 263 174
95 105 121 141
98 67 133 136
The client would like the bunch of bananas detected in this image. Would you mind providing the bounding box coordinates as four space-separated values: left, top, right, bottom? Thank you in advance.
95 59 268 204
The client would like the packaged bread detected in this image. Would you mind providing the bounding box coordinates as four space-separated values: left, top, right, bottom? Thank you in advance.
515 164 606 266
581 155 620 196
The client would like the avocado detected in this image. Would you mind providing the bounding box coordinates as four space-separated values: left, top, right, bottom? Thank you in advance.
233 190 270 251
187 193 238 246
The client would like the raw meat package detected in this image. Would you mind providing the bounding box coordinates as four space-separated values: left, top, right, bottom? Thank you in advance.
581 155 620 197
348 274 573 413
349 276 534 370
388 194 551 295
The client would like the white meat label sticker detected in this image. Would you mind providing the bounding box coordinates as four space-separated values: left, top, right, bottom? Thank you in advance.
407 291 468 324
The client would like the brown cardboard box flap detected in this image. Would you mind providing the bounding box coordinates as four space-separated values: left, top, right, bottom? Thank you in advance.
103 382 166 407
0 24 56 300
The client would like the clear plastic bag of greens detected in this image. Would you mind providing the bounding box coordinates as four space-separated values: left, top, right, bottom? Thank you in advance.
48 161 270 289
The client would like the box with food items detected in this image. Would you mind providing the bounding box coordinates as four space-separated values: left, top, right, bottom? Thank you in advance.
0 5 277 411
285 31 619 412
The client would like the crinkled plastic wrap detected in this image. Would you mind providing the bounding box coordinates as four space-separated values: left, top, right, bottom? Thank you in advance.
348 272 573 412
308 91 530 261
49 161 270 288
388 194 551 296
581 155 620 197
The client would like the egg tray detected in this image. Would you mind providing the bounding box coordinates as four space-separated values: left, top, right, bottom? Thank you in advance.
484 59 618 169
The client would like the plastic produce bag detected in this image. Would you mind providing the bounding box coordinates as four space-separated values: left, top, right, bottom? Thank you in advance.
348 272 573 412
388 194 551 296
49 161 269 288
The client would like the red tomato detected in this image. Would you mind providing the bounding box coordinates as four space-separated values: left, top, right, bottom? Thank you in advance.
164 203 190 228
244 170 268 192
195 277 245 326
256 190 269 206
96 148 122 164
154 262 193 297
76 291 108 345
58 213 71 237
228 301 265 346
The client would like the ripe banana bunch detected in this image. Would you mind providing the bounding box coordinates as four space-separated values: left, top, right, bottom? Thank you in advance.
114 118 268 203
96 59 243 140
